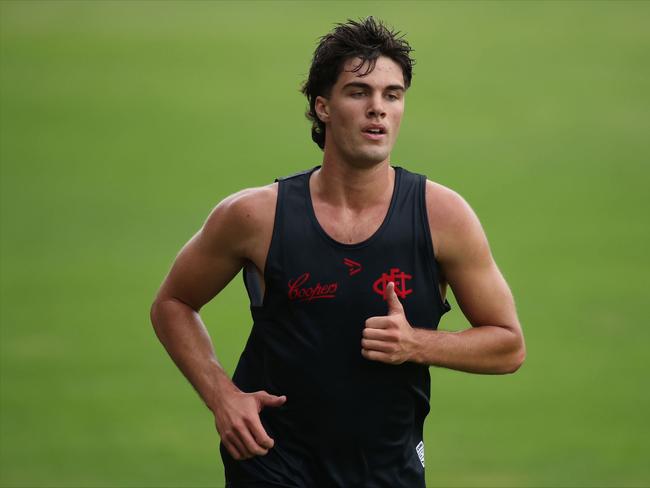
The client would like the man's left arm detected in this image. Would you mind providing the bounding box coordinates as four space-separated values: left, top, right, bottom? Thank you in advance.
361 182 525 374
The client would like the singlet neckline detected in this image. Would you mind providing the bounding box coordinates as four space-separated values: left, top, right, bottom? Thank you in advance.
304 165 402 250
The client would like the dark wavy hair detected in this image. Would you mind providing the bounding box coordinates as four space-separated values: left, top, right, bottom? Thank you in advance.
301 17 415 150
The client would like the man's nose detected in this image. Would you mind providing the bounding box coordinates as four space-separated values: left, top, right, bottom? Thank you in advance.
366 94 386 118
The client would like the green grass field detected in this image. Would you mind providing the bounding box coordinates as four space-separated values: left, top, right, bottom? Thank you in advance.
1 1 649 486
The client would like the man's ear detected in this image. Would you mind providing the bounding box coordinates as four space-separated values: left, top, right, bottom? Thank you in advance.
315 96 330 123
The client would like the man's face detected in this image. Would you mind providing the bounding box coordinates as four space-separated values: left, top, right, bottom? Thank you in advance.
316 56 406 167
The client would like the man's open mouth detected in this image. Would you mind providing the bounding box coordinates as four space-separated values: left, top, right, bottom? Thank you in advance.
363 126 386 135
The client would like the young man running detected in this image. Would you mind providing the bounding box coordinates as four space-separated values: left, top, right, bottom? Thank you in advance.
151 17 525 488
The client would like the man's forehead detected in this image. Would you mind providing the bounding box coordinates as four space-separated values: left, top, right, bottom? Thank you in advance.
337 56 405 86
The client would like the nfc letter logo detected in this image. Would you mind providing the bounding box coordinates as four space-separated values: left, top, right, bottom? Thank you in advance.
373 268 413 300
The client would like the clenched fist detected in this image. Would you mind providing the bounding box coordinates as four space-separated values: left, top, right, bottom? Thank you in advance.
214 389 286 460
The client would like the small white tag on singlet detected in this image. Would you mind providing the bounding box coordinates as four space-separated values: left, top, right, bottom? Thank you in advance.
416 440 425 467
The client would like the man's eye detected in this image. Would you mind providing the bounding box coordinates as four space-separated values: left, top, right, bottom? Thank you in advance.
351 92 365 98
387 93 399 101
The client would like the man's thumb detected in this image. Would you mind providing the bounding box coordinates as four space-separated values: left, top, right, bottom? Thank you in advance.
257 391 287 408
386 282 404 315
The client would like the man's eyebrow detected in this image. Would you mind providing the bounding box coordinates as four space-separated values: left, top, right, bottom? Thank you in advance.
342 82 405 91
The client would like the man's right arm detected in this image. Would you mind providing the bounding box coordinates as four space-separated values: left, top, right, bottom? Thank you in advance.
150 185 284 460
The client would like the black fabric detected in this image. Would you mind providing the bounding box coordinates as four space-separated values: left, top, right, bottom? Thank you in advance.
222 166 450 487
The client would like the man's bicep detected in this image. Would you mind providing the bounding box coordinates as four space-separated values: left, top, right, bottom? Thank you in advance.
446 256 519 330
433 189 519 331
157 204 246 312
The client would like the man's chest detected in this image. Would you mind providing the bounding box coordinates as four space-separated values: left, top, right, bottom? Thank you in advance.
311 201 391 246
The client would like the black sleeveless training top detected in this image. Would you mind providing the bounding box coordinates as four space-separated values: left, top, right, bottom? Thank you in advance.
221 166 450 488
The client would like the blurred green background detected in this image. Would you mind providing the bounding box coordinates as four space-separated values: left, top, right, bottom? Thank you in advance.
1 1 648 487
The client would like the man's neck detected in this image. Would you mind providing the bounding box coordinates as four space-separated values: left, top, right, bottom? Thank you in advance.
312 158 395 211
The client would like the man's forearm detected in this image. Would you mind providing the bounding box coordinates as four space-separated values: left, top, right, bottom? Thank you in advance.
150 298 238 411
409 325 525 374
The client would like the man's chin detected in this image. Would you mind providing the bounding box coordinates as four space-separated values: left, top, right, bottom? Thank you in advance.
347 148 391 168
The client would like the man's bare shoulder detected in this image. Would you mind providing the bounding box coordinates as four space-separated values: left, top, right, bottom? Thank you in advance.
424 180 480 232
424 179 489 263
201 183 278 257
204 183 277 226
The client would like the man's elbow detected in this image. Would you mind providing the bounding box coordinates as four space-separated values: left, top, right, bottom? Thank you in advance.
150 296 177 334
504 348 525 374
150 299 164 334
150 295 199 333
503 333 526 374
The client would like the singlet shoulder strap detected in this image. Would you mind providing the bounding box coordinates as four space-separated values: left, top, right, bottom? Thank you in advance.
414 171 452 314
254 166 317 311
275 166 319 182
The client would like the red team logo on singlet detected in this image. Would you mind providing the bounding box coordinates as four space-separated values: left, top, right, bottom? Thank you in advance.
288 273 338 302
373 268 413 300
